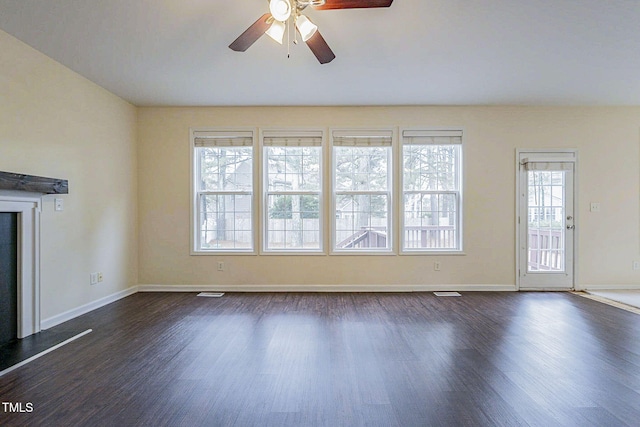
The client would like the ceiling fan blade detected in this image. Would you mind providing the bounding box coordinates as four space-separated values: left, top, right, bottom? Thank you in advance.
229 13 272 52
306 30 336 64
313 0 393 10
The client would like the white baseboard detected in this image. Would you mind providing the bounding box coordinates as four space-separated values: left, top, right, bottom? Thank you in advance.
138 283 516 293
580 284 640 291
39 283 516 329
41 286 138 330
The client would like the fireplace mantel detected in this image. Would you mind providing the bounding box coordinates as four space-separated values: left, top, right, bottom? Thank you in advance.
0 171 66 339
0 171 68 194
0 193 41 338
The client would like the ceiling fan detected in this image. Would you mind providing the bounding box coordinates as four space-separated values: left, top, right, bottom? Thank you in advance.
229 0 394 64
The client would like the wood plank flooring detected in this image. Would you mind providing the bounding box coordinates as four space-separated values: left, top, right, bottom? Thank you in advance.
0 325 89 373
1 292 640 426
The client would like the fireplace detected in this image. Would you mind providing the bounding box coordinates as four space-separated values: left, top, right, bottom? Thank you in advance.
0 171 68 340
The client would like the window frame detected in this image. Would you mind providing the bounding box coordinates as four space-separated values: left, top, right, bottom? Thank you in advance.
400 128 464 254
190 128 257 255
190 126 464 257
330 129 395 255
261 129 325 254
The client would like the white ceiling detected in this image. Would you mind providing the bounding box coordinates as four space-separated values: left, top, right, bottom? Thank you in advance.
1 0 639 107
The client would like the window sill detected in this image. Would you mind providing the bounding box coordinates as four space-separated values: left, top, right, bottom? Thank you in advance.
261 250 327 256
330 250 396 256
191 250 257 256
400 250 466 256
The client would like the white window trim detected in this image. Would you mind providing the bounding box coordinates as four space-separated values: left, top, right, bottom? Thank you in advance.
330 128 396 255
190 128 258 255
260 128 326 255
189 126 466 257
399 128 465 255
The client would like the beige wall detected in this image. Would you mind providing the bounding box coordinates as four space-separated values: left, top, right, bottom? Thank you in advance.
0 30 138 319
138 106 640 289
3 26 639 313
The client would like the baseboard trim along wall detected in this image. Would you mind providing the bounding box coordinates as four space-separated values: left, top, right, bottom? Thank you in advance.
39 284 514 331
41 286 138 330
39 283 640 331
137 284 517 293
581 284 640 291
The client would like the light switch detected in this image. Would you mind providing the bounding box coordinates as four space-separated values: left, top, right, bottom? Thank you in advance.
54 198 64 211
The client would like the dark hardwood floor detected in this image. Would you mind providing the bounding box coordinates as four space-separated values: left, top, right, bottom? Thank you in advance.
0 325 89 373
1 292 640 426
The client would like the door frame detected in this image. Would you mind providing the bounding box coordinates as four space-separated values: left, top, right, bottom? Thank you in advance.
515 149 579 291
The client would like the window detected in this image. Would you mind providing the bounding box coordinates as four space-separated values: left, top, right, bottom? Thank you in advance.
191 127 463 256
263 131 323 252
401 130 462 252
332 130 393 252
193 130 254 252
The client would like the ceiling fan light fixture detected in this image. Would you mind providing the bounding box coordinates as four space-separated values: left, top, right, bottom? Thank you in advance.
269 0 292 22
265 20 286 44
296 14 318 42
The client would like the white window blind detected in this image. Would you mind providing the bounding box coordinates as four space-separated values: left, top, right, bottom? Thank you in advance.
262 130 323 147
402 130 462 145
522 160 574 171
332 130 393 147
194 130 254 147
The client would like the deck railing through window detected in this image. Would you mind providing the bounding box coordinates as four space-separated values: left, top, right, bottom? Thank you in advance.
336 225 457 249
404 225 456 249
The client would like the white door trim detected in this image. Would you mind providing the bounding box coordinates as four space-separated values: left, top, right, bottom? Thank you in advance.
515 149 579 291
0 191 41 338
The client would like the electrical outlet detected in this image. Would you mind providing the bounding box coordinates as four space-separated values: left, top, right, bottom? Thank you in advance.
434 261 441 271
590 202 601 212
217 261 225 271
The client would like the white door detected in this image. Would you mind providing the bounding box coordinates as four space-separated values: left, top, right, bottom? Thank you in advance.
518 152 576 290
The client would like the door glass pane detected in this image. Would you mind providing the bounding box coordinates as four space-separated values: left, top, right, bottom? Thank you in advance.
527 171 565 272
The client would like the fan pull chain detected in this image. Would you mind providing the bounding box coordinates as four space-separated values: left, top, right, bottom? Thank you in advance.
287 18 291 58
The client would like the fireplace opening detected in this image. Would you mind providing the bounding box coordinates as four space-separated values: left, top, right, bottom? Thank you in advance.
0 212 18 346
